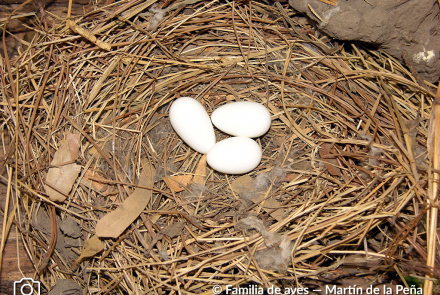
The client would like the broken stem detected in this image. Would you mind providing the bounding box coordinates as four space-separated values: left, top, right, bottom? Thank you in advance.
424 85 440 295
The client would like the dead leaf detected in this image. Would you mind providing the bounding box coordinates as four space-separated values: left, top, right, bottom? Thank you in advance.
166 175 192 192
45 132 81 202
70 235 104 269
95 159 155 238
231 175 254 194
84 170 106 191
146 221 187 255
192 155 206 185
165 156 206 193
89 146 99 157
285 174 296 182
254 195 286 222
66 132 81 159
318 143 341 176
161 221 186 238
81 235 105 258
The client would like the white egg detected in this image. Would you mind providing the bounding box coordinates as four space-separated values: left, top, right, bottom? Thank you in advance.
169 97 216 154
211 101 271 137
207 137 262 174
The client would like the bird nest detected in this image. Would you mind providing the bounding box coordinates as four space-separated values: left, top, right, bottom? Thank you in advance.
1 0 439 293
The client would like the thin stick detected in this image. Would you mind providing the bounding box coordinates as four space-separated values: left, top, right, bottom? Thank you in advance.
0 169 13 272
67 0 73 19
231 1 253 78
424 83 440 295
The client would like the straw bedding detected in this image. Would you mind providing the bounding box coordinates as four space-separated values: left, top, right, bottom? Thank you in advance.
1 0 439 293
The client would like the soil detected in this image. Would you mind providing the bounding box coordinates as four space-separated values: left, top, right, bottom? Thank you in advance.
289 0 440 83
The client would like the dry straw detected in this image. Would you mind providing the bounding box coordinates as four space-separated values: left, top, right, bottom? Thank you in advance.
0 0 438 293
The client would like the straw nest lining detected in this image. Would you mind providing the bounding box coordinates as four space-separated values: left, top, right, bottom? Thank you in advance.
1 0 439 293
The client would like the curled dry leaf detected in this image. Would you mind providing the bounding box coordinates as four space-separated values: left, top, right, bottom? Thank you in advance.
45 132 81 202
95 159 155 238
70 235 104 269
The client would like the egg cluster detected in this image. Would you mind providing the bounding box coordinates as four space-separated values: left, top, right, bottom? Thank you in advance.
169 97 271 174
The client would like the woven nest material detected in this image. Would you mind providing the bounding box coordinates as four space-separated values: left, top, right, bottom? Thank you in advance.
1 0 439 293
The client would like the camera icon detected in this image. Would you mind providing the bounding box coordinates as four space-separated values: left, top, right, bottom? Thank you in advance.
13 278 40 295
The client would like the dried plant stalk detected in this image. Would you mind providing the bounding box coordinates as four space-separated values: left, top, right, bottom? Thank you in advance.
424 85 440 295
66 20 111 51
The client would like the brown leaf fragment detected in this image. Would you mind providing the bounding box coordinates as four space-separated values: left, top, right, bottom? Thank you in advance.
166 175 192 192
254 195 286 222
285 173 299 182
226 94 235 101
81 235 105 258
84 170 107 191
231 175 254 194
95 159 155 238
66 132 81 160
192 155 206 185
45 133 81 202
318 143 341 176
70 235 104 269
161 221 186 238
